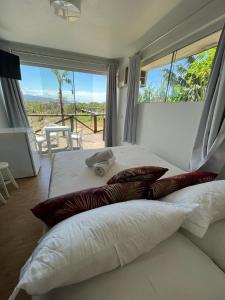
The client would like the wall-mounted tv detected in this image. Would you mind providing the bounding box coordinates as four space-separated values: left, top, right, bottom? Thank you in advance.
0 49 21 80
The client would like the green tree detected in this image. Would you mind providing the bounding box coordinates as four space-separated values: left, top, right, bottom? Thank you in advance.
51 69 72 124
184 48 216 101
165 48 216 102
139 84 154 102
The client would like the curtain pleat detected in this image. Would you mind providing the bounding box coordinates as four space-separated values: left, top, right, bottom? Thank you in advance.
105 63 118 147
1 77 29 128
123 53 141 144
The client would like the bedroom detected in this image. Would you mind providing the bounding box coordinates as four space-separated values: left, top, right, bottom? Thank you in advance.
1 0 225 299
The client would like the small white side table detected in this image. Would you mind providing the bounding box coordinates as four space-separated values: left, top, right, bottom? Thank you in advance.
44 126 73 155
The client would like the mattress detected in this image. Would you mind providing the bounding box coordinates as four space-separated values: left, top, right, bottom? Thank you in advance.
49 145 183 198
34 232 225 300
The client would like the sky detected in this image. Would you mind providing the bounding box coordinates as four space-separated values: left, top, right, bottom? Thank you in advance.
139 59 188 95
139 66 169 95
20 60 181 103
20 65 107 103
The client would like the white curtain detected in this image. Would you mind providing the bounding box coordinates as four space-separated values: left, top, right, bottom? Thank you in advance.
123 53 141 144
190 25 225 174
1 77 29 128
105 63 118 147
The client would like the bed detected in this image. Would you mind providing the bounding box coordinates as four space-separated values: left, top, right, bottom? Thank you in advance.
32 146 225 300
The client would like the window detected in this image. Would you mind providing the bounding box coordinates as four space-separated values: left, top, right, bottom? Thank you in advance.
20 65 107 132
139 31 221 103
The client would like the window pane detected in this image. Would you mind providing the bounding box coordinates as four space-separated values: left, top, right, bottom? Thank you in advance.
73 71 106 132
167 47 217 102
139 54 173 103
20 65 106 132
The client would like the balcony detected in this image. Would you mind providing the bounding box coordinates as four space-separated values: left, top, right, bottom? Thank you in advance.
28 112 105 153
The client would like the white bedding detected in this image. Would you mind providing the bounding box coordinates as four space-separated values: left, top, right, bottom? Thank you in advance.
182 219 225 272
32 146 225 300
34 232 225 300
49 145 183 198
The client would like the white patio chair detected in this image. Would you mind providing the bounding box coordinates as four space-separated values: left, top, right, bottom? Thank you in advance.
35 135 46 154
71 129 83 149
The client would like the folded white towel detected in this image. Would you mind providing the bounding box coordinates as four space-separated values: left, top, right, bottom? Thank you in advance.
85 149 114 167
94 157 115 177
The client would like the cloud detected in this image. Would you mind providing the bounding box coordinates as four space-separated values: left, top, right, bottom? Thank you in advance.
22 88 106 103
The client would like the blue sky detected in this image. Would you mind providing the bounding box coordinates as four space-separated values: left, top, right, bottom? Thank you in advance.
20 65 107 103
20 61 179 103
139 58 190 96
139 68 164 96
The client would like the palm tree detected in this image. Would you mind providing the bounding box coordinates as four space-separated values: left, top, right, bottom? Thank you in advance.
51 69 72 125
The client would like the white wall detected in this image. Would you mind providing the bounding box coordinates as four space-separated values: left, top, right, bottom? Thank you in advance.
117 86 203 170
136 102 203 170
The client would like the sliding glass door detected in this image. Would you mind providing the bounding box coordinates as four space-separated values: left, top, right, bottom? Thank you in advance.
20 65 107 136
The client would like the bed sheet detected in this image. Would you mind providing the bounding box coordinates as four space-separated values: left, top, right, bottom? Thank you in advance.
49 145 183 198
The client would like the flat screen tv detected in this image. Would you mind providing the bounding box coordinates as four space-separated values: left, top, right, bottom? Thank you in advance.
0 49 21 80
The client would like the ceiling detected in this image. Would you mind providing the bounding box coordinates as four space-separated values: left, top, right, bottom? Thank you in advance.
0 0 216 59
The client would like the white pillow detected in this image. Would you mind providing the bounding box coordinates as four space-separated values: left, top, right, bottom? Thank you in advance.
162 180 225 238
9 200 191 299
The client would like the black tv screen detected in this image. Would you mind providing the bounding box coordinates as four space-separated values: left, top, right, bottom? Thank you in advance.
0 49 21 80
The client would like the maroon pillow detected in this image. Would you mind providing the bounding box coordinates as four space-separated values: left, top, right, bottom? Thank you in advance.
31 181 149 227
107 166 168 184
147 171 217 200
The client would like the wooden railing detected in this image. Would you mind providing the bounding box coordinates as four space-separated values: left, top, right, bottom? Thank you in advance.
27 113 105 134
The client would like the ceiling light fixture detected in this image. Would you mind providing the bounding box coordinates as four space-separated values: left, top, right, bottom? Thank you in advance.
50 0 81 22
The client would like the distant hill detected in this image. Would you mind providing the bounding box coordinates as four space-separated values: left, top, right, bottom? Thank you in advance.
24 94 88 104
23 94 58 102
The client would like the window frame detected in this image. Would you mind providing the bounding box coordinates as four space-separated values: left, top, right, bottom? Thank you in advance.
139 31 221 103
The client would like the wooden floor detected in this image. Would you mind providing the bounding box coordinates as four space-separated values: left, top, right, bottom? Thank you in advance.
0 157 51 300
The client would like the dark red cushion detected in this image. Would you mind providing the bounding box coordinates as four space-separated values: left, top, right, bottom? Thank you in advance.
107 166 168 184
147 171 217 200
31 181 149 227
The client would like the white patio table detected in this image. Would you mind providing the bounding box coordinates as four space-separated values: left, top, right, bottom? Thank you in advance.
44 125 73 155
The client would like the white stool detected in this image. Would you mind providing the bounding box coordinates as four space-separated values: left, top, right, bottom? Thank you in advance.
0 162 19 199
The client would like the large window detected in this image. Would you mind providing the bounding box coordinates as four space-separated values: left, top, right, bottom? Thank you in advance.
20 65 107 132
139 31 220 103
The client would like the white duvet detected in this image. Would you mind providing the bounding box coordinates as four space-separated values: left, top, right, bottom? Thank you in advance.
9 200 191 299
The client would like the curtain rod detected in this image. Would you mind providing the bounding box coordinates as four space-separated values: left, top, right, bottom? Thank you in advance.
10 48 110 67
140 0 216 54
